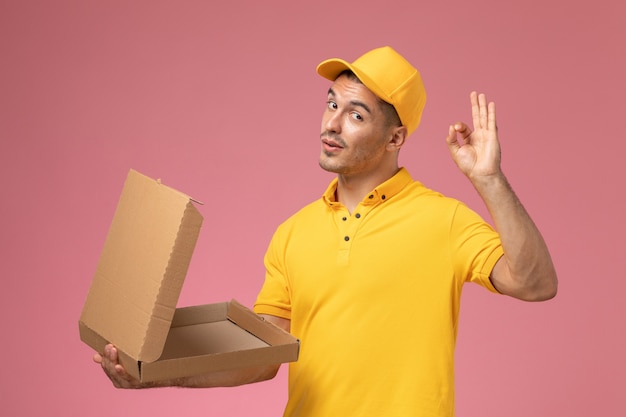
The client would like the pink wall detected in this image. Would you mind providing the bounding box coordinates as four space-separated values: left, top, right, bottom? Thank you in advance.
1 0 624 415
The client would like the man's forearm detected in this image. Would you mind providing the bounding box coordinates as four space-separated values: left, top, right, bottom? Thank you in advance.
472 172 558 301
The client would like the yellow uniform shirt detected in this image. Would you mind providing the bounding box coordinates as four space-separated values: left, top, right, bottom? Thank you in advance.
255 168 503 417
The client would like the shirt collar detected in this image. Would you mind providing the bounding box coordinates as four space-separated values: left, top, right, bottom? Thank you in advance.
322 167 414 207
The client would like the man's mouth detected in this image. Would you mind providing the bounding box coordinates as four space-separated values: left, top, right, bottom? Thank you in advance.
323 140 341 148
321 139 344 154
321 136 344 149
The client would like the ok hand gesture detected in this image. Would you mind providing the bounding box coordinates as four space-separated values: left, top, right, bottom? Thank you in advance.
445 92 501 181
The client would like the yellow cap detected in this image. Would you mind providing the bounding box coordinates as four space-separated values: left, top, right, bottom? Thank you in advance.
316 46 426 137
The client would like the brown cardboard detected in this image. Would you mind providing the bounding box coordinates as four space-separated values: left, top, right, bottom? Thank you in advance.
79 169 299 382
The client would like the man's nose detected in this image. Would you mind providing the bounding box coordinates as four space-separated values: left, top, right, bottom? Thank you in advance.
323 111 341 133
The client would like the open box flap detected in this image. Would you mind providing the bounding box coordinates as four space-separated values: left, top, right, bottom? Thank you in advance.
79 169 203 362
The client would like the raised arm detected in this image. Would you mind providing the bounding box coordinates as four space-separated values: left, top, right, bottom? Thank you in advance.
93 314 291 389
445 92 557 301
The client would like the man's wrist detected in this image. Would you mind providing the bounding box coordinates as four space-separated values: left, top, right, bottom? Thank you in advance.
470 171 509 194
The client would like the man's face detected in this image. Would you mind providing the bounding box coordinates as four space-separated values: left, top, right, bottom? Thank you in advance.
319 74 395 176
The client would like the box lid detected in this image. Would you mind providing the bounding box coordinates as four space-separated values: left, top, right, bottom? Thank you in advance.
79 169 203 363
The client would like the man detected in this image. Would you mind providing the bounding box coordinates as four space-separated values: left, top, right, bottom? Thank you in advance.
95 46 557 416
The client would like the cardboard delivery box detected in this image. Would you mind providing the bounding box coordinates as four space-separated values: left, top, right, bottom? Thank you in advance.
79 169 299 382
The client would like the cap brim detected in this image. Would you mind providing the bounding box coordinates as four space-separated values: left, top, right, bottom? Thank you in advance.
316 58 353 81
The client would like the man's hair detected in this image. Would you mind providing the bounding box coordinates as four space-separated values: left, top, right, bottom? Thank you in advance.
338 70 402 129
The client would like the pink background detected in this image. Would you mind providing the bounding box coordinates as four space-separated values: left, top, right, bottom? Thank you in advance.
1 0 624 415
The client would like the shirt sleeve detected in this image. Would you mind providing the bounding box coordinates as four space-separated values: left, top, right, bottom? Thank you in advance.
254 226 293 319
449 202 504 293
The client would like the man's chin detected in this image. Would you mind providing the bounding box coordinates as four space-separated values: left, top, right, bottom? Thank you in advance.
319 159 340 174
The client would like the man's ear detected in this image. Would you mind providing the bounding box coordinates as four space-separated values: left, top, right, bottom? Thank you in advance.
386 125 408 151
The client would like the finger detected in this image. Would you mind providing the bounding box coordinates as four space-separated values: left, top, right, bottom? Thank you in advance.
478 93 488 129
446 125 461 155
114 364 129 378
446 124 458 145
470 91 480 129
101 344 119 364
454 122 472 142
93 353 103 364
488 101 497 132
100 346 137 388
100 345 120 375
111 361 141 389
107 344 118 362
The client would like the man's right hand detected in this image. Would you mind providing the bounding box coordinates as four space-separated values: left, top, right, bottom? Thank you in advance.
93 344 144 389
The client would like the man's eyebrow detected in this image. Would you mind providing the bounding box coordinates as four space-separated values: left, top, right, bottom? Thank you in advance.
327 87 372 114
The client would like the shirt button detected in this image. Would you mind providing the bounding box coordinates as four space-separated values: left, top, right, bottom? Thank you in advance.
355 213 361 219
368 194 374 199
381 195 386 200
342 216 347 221
344 236 350 241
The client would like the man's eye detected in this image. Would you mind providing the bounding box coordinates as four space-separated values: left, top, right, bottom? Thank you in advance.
327 101 338 110
351 112 363 121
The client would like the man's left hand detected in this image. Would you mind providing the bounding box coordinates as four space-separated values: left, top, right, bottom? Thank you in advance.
446 91 501 181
